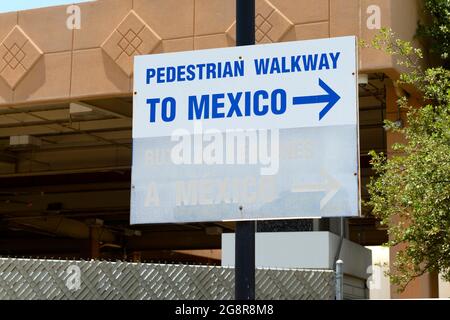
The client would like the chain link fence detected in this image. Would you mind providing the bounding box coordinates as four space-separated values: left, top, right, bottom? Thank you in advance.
0 257 335 300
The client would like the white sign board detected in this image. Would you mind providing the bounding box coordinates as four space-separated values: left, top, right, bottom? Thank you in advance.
131 36 360 224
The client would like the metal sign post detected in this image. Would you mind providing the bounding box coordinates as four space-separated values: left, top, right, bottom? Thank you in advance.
235 0 256 301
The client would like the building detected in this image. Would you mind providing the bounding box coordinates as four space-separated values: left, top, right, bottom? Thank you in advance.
0 0 441 298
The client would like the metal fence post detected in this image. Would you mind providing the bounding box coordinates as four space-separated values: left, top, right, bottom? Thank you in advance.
335 259 344 300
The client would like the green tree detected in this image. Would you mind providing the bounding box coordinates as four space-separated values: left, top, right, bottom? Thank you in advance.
417 0 450 67
364 29 450 291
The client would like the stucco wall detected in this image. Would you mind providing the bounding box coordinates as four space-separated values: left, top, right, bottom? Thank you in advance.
0 0 420 107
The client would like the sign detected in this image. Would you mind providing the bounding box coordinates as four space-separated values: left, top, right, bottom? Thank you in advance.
131 36 360 224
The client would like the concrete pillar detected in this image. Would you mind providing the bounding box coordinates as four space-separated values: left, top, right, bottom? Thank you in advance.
385 82 439 298
88 226 100 260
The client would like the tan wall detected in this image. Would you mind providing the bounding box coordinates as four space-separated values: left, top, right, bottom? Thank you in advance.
0 0 420 107
385 82 440 299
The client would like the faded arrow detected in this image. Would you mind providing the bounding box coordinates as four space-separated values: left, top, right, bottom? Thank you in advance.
291 170 341 210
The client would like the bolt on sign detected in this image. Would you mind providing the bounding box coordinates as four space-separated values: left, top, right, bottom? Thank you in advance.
131 36 360 224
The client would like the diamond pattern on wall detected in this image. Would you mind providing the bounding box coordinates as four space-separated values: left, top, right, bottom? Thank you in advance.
101 11 161 77
226 0 293 44
0 26 43 89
